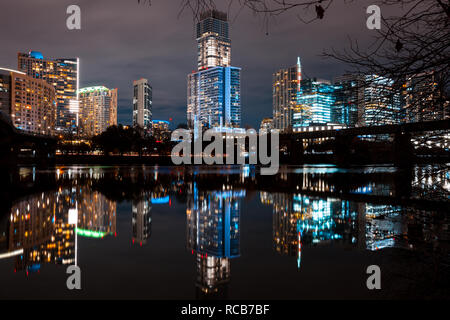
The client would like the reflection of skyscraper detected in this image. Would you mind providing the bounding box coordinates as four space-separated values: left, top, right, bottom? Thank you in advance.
8 192 75 272
186 184 243 298
132 197 151 245
78 188 117 236
2 182 117 274
271 191 359 269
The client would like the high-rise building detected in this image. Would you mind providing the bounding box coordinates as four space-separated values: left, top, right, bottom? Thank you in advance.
0 69 12 116
17 51 79 133
362 74 402 126
197 10 231 70
332 74 365 127
187 10 241 130
294 78 334 128
0 67 57 135
78 86 118 137
273 57 302 132
404 71 447 123
187 66 241 128
133 78 152 134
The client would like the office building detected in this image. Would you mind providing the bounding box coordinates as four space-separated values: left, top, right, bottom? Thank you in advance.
133 78 152 134
294 78 334 128
273 57 302 132
78 86 118 137
0 67 56 135
362 74 401 126
404 71 448 123
332 74 365 127
187 10 241 130
18 51 79 133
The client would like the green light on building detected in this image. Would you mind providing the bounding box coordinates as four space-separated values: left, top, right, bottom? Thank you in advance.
76 228 108 239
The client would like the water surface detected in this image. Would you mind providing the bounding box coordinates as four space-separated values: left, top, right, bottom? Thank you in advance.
0 165 449 299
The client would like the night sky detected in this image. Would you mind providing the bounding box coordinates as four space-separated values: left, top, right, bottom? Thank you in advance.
0 0 378 128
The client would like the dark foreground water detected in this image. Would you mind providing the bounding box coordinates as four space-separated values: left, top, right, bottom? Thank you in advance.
0 164 449 299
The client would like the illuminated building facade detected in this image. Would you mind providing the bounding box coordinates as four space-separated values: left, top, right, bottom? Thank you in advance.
294 78 334 128
18 51 79 133
404 71 448 123
186 184 243 298
3 175 117 273
187 10 241 130
332 74 365 127
78 188 117 235
273 57 302 132
0 67 56 135
132 197 151 245
0 69 11 115
133 78 152 134
187 66 241 129
152 120 170 142
78 86 118 137
196 10 231 70
361 74 402 126
270 190 360 268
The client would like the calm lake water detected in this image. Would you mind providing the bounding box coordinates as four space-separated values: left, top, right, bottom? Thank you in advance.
0 164 449 299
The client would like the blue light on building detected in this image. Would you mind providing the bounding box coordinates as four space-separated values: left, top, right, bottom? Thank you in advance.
294 78 335 128
187 66 241 129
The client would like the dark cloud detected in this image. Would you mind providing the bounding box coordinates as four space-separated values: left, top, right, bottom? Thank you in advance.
0 0 377 128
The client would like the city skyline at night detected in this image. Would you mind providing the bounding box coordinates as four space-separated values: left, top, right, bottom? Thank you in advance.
0 0 394 129
0 0 449 304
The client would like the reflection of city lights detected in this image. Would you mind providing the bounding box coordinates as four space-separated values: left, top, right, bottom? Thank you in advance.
151 196 170 204
76 228 108 238
68 208 78 225
0 249 24 260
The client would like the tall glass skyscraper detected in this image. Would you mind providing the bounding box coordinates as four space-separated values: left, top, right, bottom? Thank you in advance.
18 51 79 133
362 74 401 126
332 74 365 127
196 10 231 70
133 78 152 134
187 10 241 129
293 78 335 128
273 57 302 132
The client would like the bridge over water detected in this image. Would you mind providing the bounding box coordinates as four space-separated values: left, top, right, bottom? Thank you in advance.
281 119 450 165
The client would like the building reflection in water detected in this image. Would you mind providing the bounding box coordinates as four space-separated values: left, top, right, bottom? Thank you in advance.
186 182 244 299
267 186 448 270
271 193 360 269
1 183 116 275
132 197 151 246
